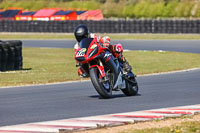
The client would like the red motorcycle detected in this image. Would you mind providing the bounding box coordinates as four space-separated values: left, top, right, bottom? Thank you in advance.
75 38 138 99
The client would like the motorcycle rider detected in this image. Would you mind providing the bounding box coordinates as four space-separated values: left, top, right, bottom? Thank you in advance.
74 24 132 77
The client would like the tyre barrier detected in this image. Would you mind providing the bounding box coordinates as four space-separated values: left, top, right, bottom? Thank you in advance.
0 19 200 33
0 40 23 72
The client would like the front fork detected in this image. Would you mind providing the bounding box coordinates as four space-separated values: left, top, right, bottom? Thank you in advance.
89 51 120 89
89 60 106 77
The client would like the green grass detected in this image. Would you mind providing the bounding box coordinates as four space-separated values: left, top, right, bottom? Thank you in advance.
1 33 200 40
121 121 200 133
106 34 200 40
0 48 78 87
0 33 75 40
0 48 200 87
124 51 200 75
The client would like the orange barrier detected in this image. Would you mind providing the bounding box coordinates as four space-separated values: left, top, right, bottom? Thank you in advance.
33 8 60 21
50 11 77 21
1 8 104 21
15 11 36 21
78 9 104 20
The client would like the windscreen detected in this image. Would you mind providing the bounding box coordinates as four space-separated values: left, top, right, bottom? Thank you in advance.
79 38 94 49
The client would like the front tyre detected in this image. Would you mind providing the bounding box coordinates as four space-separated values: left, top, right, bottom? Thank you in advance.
122 75 138 96
89 67 112 99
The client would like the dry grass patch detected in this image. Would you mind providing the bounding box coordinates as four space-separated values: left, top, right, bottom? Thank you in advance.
73 114 200 133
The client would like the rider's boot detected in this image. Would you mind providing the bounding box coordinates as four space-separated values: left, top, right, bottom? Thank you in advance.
119 56 132 73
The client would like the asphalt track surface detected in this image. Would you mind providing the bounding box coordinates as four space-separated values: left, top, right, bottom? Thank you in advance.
0 40 200 127
22 40 200 53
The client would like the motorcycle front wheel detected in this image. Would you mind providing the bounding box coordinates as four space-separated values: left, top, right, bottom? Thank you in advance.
89 67 112 99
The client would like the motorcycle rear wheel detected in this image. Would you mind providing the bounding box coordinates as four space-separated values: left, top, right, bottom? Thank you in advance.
122 75 138 96
89 67 112 99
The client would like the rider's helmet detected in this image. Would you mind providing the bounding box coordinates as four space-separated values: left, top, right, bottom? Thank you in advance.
74 24 89 42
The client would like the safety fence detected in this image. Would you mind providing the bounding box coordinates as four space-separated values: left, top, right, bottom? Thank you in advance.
0 40 23 71
0 19 200 33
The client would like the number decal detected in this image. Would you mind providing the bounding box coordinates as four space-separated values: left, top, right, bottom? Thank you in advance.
76 48 86 57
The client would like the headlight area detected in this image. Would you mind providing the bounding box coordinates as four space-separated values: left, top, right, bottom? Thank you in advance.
88 47 99 58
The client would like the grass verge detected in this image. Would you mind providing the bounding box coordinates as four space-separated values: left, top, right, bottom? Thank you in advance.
128 121 200 133
1 33 200 40
0 48 200 87
74 114 200 133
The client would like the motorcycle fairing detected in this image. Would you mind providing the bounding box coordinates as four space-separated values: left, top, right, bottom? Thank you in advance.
76 56 86 62
75 38 103 64
88 46 99 58
113 72 126 90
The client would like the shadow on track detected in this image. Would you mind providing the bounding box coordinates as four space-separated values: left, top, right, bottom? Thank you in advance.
89 93 141 99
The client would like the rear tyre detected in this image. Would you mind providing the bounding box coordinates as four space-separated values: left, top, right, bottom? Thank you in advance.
121 75 138 96
89 67 112 99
